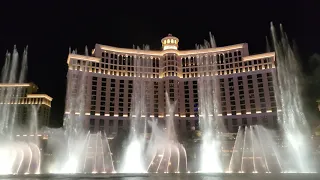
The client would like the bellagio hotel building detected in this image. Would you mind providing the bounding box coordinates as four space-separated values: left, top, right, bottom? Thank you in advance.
65 34 276 135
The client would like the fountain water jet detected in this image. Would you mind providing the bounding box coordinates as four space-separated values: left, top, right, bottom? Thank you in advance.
197 33 224 173
0 46 41 175
119 46 148 173
270 23 315 172
48 59 89 173
146 93 188 173
49 49 114 174
228 125 283 173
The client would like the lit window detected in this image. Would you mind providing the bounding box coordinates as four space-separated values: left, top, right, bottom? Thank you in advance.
163 45 178 50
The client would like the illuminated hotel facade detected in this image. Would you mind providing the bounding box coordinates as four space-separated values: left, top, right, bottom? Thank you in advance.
0 83 52 128
65 34 276 135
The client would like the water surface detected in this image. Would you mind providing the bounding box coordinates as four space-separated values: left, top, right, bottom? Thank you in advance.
0 173 319 180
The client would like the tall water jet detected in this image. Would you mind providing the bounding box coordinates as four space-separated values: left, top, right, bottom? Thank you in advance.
164 93 177 141
9 47 28 139
119 46 148 173
270 23 315 172
85 46 89 56
49 56 89 173
197 33 223 172
50 50 116 174
0 46 41 174
0 46 26 136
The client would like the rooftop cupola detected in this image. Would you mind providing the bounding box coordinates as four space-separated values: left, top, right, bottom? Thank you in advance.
161 34 179 50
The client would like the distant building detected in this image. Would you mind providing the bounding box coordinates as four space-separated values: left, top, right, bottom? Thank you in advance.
65 34 276 135
0 83 52 128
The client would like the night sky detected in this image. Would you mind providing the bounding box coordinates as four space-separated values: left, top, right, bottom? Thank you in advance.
0 0 319 127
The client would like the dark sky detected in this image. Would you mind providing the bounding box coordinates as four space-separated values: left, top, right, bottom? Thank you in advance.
0 0 319 127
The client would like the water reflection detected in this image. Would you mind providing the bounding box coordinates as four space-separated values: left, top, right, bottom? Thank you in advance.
0 174 318 180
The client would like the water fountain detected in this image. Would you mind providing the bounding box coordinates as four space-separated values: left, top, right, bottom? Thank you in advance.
48 59 90 173
223 23 317 174
119 44 189 173
228 125 283 173
48 50 114 174
146 94 188 173
196 33 224 173
270 23 315 173
119 46 148 173
0 46 41 175
0 24 318 179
